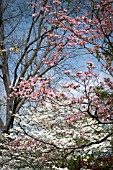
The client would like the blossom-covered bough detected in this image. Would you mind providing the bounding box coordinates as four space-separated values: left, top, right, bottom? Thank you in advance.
0 0 113 169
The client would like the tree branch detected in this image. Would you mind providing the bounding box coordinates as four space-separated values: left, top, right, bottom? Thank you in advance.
0 117 4 132
64 132 113 158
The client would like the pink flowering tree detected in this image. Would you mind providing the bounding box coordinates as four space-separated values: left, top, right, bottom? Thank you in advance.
0 0 113 169
0 0 85 134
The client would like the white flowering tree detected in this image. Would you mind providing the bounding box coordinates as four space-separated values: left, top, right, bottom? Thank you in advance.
0 62 113 170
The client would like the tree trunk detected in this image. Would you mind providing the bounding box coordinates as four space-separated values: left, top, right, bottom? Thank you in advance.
0 0 13 134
